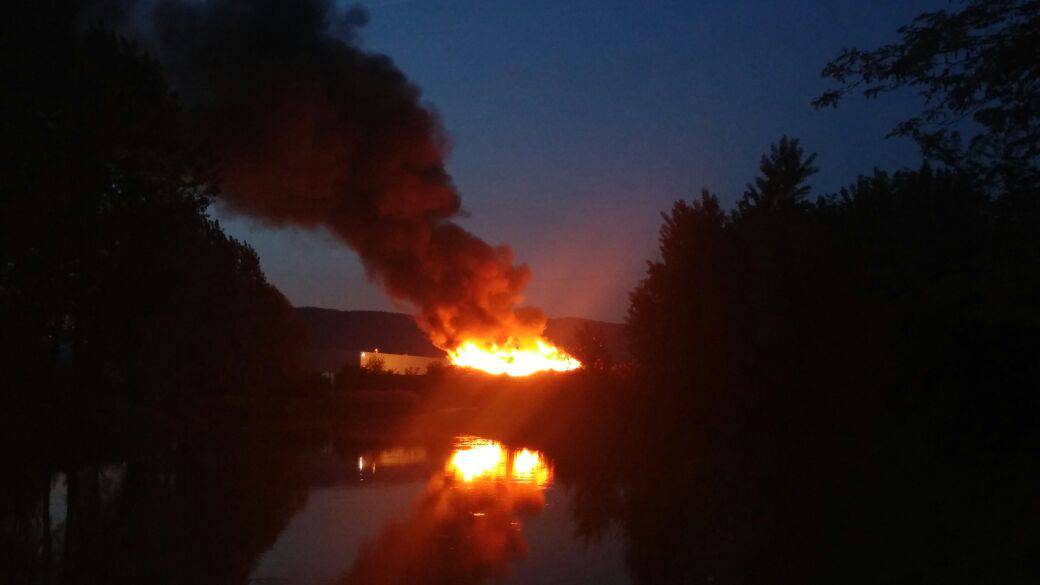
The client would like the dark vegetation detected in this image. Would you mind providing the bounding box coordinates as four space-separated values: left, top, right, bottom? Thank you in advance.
538 3 1040 581
2 11 307 444
550 146 1039 584
2 1 1038 584
1 11 312 584
814 0 1040 192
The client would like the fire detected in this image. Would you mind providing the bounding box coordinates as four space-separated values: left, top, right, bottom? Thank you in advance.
511 449 551 486
448 439 507 482
446 437 553 488
447 337 582 376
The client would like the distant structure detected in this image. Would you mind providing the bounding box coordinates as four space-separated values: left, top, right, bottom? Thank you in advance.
360 350 446 374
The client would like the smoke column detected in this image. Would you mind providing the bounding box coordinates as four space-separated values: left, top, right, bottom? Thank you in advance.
106 0 546 349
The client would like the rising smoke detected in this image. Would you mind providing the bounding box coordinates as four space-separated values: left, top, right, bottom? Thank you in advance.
94 0 545 349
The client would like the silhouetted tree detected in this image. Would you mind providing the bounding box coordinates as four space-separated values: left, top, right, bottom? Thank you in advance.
736 135 818 215
1 7 305 452
814 0 1040 189
615 136 1038 584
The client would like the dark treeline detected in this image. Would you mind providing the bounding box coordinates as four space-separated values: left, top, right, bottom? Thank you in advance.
533 3 1040 582
577 145 1039 584
2 8 311 583
2 11 306 443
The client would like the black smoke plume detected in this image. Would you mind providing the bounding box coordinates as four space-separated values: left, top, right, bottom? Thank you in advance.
98 0 545 349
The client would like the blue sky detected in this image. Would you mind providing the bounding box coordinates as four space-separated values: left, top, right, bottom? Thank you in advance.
218 0 945 322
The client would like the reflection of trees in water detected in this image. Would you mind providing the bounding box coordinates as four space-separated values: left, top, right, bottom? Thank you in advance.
542 376 1038 585
2 443 307 585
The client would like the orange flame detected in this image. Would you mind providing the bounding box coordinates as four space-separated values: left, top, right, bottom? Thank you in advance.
448 439 507 482
511 448 551 486
446 437 553 488
446 337 581 376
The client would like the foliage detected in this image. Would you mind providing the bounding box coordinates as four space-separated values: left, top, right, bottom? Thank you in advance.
736 135 818 214
1 10 305 443
618 136 1038 583
814 0 1040 189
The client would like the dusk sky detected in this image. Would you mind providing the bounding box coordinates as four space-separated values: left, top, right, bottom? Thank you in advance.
217 0 943 322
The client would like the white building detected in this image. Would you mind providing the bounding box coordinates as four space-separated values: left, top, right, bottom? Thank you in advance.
360 350 446 374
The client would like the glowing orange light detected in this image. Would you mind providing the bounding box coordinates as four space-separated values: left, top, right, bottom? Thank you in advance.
511 448 552 487
445 437 553 489
448 439 507 482
447 337 581 376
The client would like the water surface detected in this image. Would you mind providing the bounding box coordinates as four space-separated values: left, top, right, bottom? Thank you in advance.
251 436 629 584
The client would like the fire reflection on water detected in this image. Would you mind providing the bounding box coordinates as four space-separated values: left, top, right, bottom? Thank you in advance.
511 448 551 486
446 436 553 488
343 436 554 584
448 438 507 482
357 446 428 476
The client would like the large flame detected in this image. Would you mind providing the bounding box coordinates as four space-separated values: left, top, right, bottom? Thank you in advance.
446 337 582 376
